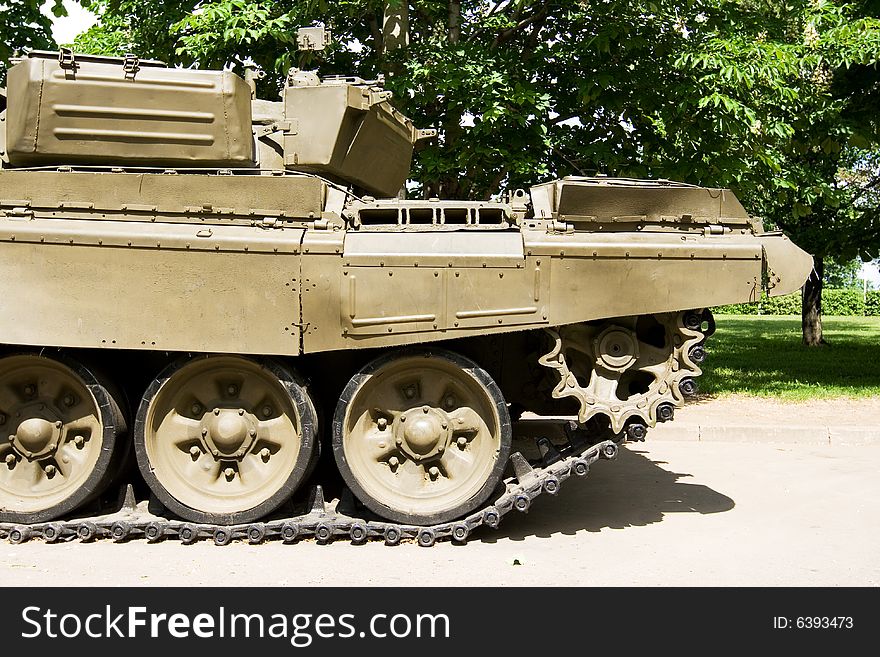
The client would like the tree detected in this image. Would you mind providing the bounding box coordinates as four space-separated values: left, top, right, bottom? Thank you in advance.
824 257 864 288
56 2 880 342
0 0 66 85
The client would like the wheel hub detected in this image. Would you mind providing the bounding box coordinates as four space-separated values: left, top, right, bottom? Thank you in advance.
594 327 639 372
394 406 450 462
10 409 63 460
202 409 257 459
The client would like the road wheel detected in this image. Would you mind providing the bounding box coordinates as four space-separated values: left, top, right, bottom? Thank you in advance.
135 355 317 524
0 353 125 523
333 349 511 525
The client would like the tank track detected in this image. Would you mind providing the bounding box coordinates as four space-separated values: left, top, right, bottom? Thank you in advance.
0 437 618 547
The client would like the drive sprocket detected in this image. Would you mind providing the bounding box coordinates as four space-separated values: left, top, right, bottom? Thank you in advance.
538 310 712 434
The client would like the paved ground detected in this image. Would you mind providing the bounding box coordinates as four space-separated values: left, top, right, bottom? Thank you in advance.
651 395 880 444
2 413 878 586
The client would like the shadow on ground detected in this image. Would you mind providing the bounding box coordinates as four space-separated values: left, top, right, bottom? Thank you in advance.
476 446 735 543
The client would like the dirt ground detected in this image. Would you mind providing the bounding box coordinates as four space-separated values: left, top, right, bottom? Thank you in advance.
2 438 878 587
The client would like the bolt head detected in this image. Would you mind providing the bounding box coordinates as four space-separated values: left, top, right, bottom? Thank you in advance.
74 436 85 448
457 436 468 449
262 406 272 418
5 454 16 466
223 467 235 479
377 417 388 430
24 385 35 396
238 408 245 416
55 421 63 429
7 434 14 443
214 408 221 416
249 429 257 437
404 386 416 399
227 385 238 396
444 395 455 409
260 448 271 460
395 437 403 446
63 395 76 407
191 404 202 415
202 428 209 436
428 466 440 479
422 405 429 414
437 445 445 454
388 456 400 468
190 446 201 458
44 464 56 477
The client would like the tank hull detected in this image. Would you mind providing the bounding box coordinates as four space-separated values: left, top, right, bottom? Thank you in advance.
0 171 810 357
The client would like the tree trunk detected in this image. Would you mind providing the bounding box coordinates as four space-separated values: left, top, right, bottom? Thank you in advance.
449 1 461 43
383 2 410 51
801 255 825 346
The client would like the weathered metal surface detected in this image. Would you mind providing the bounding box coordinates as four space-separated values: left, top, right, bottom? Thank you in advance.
0 226 304 355
282 81 417 197
6 51 254 168
0 169 328 223
530 176 753 225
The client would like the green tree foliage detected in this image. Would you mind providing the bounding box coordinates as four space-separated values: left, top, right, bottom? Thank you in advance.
0 0 66 85
72 1 198 62
823 257 864 288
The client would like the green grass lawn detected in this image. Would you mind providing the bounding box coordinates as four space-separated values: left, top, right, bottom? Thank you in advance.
699 315 880 400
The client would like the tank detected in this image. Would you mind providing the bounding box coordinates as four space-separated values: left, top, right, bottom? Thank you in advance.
0 46 813 542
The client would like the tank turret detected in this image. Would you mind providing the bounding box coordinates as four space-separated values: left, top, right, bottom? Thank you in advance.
1 31 435 197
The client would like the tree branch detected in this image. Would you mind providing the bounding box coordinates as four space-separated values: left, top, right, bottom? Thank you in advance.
491 3 550 49
487 1 512 18
368 14 384 59
521 11 548 54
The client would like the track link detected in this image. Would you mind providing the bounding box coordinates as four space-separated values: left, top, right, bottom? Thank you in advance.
0 439 618 547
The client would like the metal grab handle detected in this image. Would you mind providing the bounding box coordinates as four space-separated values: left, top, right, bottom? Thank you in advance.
123 53 140 80
58 48 77 72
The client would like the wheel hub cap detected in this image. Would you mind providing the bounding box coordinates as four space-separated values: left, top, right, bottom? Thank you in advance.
395 406 450 462
13 416 61 459
203 409 256 458
594 327 639 372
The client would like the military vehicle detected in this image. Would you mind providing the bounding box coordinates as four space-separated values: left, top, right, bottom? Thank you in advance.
0 38 812 544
